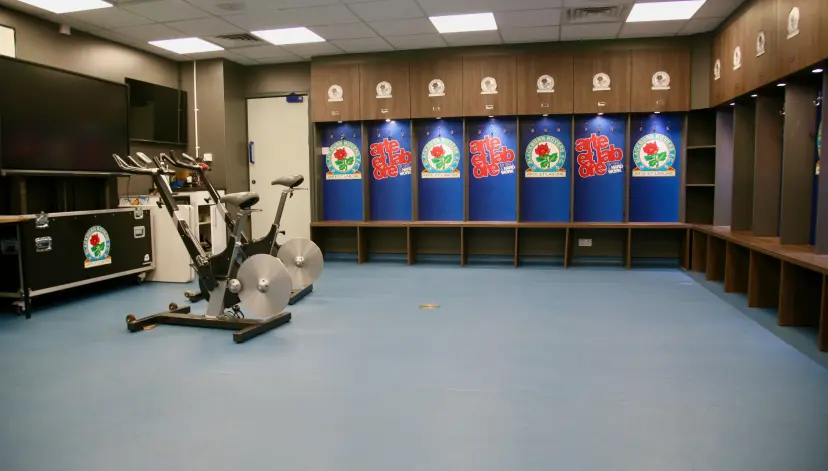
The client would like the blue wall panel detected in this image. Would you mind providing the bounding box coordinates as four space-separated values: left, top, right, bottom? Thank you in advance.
368 120 412 221
520 116 572 222
573 115 626 222
321 122 363 221
628 113 682 222
416 119 464 221
468 118 518 221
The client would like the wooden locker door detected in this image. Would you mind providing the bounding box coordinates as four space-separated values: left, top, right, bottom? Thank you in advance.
516 52 574 115
310 64 360 122
630 49 690 112
711 33 726 107
743 0 779 92
724 15 747 99
777 0 823 75
360 61 411 120
462 55 517 117
573 51 630 114
410 57 463 118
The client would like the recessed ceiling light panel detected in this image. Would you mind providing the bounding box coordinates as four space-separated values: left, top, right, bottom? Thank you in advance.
16 0 112 14
252 27 325 45
430 13 497 34
149 38 224 55
626 0 706 22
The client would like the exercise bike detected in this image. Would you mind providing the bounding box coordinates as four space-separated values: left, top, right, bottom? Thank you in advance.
113 153 294 343
159 151 323 305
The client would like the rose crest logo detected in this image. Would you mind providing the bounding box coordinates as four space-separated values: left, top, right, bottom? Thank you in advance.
83 225 112 268
632 133 677 177
325 140 362 180
525 135 566 178
421 137 461 179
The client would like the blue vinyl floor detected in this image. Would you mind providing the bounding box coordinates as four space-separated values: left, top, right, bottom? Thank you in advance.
1 262 828 471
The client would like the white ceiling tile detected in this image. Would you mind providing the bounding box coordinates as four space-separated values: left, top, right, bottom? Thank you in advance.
120 0 211 22
348 0 425 22
266 0 342 7
560 22 622 40
695 0 745 19
280 42 344 58
679 17 723 35
501 26 560 43
165 17 245 36
234 44 297 59
224 5 360 30
414 0 494 16
494 9 561 28
489 0 564 10
68 8 155 29
442 31 502 47
384 33 447 49
114 23 190 42
309 23 378 40
370 18 436 36
55 16 106 34
332 37 394 53
562 0 631 6
618 20 684 38
182 0 276 16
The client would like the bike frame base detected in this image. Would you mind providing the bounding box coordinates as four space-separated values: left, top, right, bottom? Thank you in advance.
126 305 292 343
289 284 313 305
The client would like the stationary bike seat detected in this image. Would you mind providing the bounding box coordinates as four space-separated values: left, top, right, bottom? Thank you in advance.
271 174 304 188
221 192 259 209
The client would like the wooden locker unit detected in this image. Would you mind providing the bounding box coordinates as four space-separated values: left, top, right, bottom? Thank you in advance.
462 55 517 117
724 14 747 99
516 52 574 115
410 57 463 118
742 0 779 92
710 33 726 106
359 61 411 120
573 51 630 114
311 64 360 122
776 0 823 76
629 48 690 112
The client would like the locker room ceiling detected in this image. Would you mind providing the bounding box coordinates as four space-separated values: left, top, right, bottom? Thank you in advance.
1 0 746 64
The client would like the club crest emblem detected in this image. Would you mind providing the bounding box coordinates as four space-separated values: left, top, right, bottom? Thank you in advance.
652 71 671 90
536 75 554 93
787 6 800 39
593 72 611 91
376 81 392 99
633 133 677 177
481 76 498 94
327 84 343 102
525 135 566 178
428 79 445 97
325 140 362 180
83 225 112 268
713 59 721 80
733 46 742 70
421 137 461 179
756 31 766 56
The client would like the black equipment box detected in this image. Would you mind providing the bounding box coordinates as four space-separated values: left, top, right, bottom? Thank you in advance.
0 208 154 316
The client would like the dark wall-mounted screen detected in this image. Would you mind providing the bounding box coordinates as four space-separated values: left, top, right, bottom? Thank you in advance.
0 56 128 173
126 78 187 145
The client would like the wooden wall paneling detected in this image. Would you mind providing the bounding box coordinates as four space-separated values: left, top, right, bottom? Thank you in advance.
724 15 747 99
410 57 463 119
462 55 517 117
777 0 824 76
743 0 779 91
691 230 707 272
779 261 822 326
406 227 414 265
630 48 690 112
752 95 784 236
816 72 828 253
731 102 756 231
711 32 727 106
516 52 574 115
779 84 819 245
359 61 411 120
311 64 360 122
748 250 781 308
564 228 572 268
714 108 735 227
706 235 726 281
724 242 750 293
573 51 631 114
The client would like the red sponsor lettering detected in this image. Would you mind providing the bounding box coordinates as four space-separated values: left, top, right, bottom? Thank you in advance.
575 133 623 178
370 138 412 180
470 135 515 178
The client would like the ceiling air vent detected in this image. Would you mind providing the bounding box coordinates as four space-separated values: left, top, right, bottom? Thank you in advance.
210 33 263 49
564 6 626 24
214 33 260 42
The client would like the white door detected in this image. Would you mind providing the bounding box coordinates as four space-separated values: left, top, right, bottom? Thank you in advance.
247 96 311 241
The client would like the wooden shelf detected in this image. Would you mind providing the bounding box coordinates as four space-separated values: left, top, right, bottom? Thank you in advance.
686 183 715 187
686 145 717 150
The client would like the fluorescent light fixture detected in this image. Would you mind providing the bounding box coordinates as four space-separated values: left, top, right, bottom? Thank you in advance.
149 38 223 55
627 0 706 22
252 27 324 45
751 94 758 98
430 12 497 33
16 0 112 14
777 83 786 87
813 68 825 73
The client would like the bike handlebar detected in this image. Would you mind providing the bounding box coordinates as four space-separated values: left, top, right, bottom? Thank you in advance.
112 153 175 175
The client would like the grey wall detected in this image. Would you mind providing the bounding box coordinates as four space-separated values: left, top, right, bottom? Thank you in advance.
245 62 311 97
181 59 227 188
223 60 249 195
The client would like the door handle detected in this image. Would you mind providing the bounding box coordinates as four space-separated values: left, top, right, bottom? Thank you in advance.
248 141 255 164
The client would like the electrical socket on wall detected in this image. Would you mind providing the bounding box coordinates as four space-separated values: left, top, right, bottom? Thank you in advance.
578 238 593 247
203 153 213 162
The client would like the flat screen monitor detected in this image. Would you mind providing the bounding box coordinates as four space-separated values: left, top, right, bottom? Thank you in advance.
126 78 187 145
0 56 128 173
